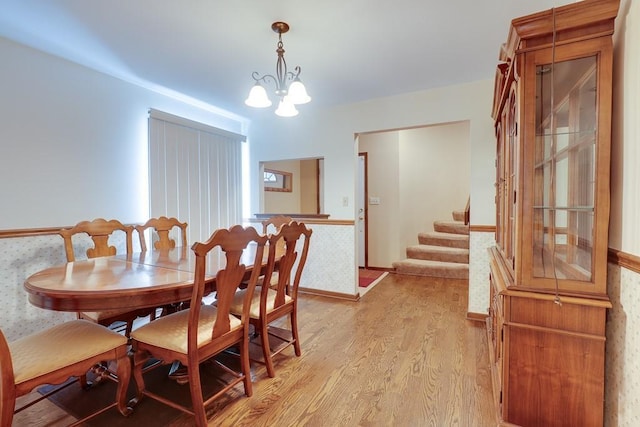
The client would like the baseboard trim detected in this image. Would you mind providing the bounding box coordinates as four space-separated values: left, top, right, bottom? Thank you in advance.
359 266 394 272
466 311 488 323
299 287 360 302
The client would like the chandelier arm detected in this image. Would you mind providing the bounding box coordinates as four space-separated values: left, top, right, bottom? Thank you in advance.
252 72 279 87
291 66 302 79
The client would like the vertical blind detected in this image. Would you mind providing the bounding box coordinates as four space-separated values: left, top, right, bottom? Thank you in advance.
148 109 246 245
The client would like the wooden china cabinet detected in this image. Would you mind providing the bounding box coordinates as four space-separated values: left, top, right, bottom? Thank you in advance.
488 1 619 426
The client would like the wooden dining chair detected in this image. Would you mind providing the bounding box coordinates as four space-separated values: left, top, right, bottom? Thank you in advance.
247 215 292 291
229 220 312 378
261 215 292 234
59 218 154 337
135 216 189 317
0 320 131 426
128 225 268 427
135 216 188 251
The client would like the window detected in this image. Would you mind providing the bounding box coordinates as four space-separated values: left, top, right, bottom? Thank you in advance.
148 109 246 244
264 168 292 192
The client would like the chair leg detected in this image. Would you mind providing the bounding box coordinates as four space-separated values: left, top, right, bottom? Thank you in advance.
130 350 149 406
124 320 134 338
114 350 132 416
78 373 90 389
291 311 301 357
187 362 207 427
260 321 275 378
239 335 253 397
1 388 15 427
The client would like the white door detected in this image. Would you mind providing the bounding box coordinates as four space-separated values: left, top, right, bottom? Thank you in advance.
358 153 367 267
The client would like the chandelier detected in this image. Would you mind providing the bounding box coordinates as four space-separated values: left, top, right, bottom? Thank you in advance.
245 22 311 117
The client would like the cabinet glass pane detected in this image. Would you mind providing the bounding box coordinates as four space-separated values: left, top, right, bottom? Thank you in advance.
532 55 597 282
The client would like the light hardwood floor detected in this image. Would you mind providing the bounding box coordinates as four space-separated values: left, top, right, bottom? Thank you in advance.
14 273 495 426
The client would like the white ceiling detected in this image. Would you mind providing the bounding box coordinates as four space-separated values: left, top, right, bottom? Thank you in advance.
1 0 564 118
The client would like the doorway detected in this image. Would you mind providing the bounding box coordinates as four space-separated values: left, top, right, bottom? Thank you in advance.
356 122 470 269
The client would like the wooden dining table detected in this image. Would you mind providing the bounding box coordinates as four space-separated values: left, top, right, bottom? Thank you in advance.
24 244 266 313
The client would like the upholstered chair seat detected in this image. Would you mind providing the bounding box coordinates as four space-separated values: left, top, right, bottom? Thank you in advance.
1 320 131 425
10 320 128 384
230 288 292 319
130 305 241 354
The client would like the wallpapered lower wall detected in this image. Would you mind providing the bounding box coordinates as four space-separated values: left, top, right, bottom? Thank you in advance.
468 231 494 316
0 222 356 342
1 235 80 341
605 263 640 426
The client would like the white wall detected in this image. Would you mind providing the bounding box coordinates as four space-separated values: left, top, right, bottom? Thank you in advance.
399 123 470 248
0 36 245 229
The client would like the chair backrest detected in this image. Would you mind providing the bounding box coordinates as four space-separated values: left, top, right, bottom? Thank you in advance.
188 225 268 351
262 221 312 310
59 218 134 262
261 215 293 234
135 216 188 251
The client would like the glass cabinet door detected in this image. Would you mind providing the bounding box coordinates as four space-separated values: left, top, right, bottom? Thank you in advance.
532 55 597 283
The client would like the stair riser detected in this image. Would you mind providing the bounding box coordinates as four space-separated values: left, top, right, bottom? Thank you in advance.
406 248 469 263
452 211 465 222
433 222 469 235
393 264 469 279
418 235 469 249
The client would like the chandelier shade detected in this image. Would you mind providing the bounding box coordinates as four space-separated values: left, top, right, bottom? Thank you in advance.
245 21 311 116
275 97 299 117
245 83 272 108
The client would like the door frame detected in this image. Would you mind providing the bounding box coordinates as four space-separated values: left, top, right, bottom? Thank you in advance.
358 152 368 268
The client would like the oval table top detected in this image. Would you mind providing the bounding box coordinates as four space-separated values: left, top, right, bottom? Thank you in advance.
24 245 264 312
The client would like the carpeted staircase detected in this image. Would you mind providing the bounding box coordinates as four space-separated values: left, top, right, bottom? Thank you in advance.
392 210 469 279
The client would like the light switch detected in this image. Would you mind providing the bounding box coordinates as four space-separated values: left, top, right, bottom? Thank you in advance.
369 196 380 205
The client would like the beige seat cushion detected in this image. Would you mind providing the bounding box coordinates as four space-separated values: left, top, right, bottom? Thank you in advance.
230 288 292 319
8 320 128 384
130 305 241 354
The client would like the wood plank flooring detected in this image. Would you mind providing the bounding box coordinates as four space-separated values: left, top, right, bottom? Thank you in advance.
13 273 495 426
